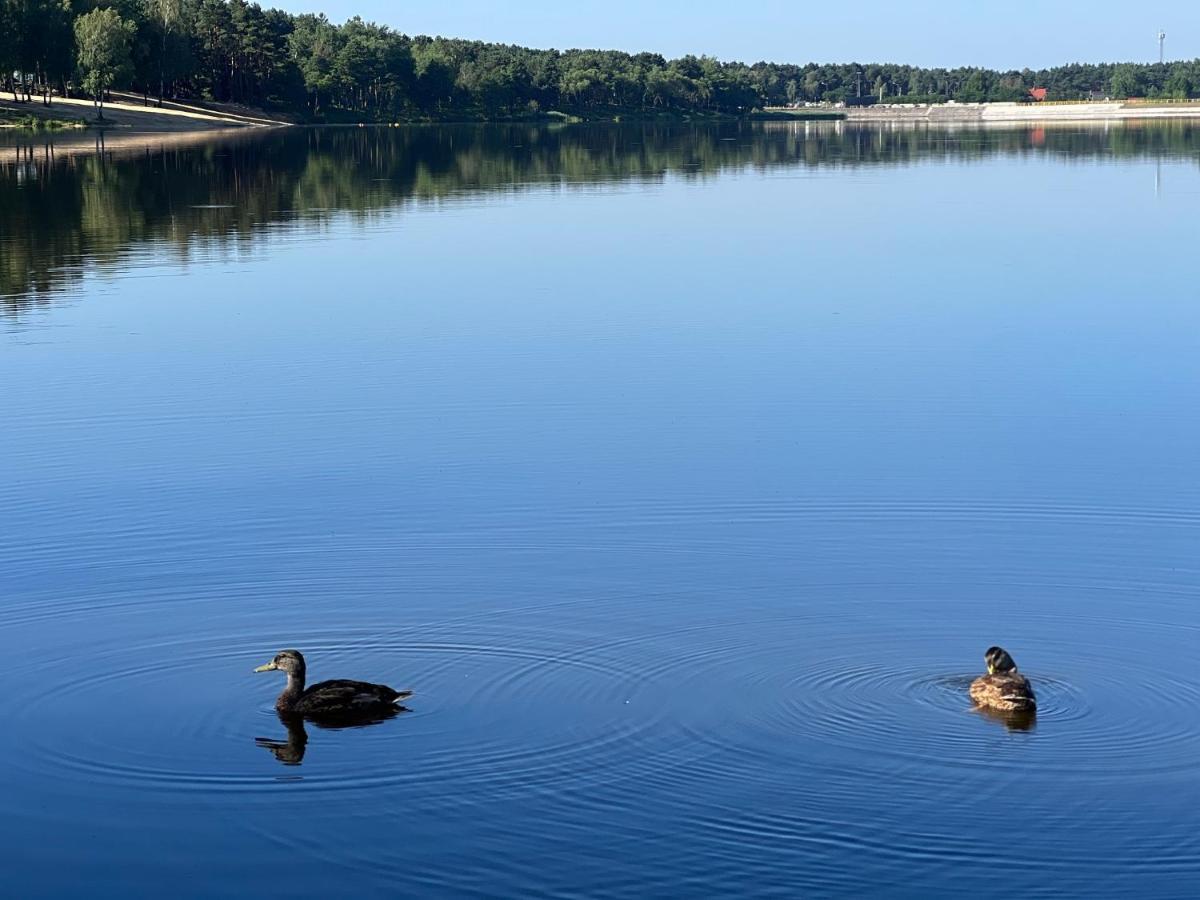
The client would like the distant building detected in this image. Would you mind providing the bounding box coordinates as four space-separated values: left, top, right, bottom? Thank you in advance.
1029 87 1048 102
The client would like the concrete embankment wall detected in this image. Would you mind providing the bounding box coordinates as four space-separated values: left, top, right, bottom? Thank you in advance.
844 102 1200 124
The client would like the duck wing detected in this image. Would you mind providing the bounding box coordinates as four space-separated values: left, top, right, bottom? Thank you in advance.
294 679 413 715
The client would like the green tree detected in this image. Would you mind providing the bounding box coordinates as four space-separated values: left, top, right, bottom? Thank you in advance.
0 2 13 100
643 66 686 108
803 70 822 100
1110 65 1140 99
956 69 987 102
1163 68 1192 100
288 12 342 112
3 0 74 103
74 7 136 120
193 0 235 100
144 0 185 105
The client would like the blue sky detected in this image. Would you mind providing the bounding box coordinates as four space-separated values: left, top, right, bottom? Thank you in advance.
273 1 1198 69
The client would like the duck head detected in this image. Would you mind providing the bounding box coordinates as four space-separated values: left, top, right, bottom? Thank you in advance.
984 646 1018 674
254 649 306 678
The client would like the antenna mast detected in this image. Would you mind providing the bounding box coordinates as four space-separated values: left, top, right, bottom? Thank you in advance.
1158 30 1167 63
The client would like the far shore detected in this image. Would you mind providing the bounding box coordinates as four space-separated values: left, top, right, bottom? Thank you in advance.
7 93 1200 135
764 100 1200 125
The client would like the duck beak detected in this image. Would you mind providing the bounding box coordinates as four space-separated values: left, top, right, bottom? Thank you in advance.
254 660 278 673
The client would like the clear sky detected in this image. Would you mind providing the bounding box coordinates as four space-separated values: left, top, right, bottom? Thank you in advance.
272 1 1198 70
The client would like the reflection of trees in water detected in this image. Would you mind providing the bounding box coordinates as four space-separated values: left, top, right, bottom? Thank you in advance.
3 121 1198 309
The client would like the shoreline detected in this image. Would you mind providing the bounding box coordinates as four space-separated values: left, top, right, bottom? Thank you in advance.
836 101 1200 124
0 94 293 132
8 94 1200 135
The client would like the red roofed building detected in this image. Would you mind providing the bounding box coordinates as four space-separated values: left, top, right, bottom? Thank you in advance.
1029 87 1048 102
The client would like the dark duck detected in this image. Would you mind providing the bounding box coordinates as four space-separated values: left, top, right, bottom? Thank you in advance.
254 649 412 719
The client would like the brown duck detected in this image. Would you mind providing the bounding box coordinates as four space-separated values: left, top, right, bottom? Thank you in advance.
969 646 1036 713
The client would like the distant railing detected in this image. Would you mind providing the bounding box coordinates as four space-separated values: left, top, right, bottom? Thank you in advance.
1026 99 1116 105
1122 97 1200 105
763 97 1200 111
1033 97 1200 105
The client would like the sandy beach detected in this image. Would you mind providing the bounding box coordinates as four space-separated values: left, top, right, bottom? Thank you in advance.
0 93 293 131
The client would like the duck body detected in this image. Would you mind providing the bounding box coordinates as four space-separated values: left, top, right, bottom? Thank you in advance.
969 671 1036 712
969 646 1036 713
288 678 412 716
255 649 412 719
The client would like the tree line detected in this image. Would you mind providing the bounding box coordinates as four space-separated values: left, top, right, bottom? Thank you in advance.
4 2 1200 120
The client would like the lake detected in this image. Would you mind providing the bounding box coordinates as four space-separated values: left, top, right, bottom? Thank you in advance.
2 121 1198 897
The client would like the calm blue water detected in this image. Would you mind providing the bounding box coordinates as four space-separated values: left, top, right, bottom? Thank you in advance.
1 123 1199 897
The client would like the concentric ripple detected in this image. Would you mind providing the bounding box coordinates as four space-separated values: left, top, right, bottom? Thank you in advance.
613 608 1200 783
0 611 690 799
3 578 1200 893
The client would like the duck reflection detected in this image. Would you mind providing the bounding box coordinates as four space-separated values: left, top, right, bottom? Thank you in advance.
255 707 407 766
256 714 310 765
974 705 1037 733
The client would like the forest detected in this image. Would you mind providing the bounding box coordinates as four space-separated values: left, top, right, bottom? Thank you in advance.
4 1 1200 120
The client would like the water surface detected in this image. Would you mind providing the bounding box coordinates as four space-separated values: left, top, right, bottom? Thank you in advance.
2 121 1199 897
